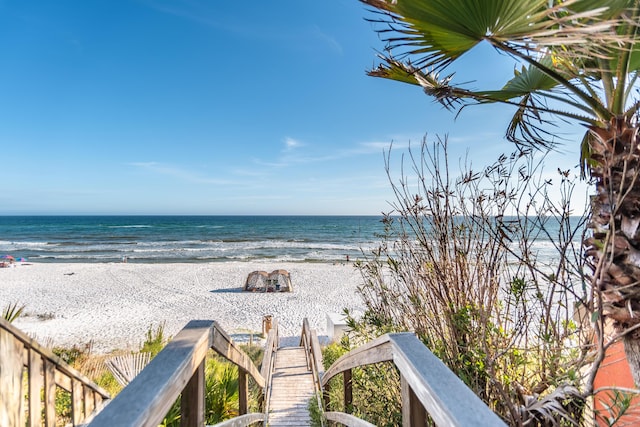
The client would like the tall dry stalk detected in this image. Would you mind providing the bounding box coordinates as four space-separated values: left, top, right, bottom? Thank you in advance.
352 136 590 425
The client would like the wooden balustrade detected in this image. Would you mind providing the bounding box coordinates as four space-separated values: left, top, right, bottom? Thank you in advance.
0 317 110 427
2 314 510 426
321 332 507 427
258 318 278 425
87 320 265 427
300 317 325 420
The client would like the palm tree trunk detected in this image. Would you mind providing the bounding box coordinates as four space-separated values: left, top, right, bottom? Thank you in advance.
587 116 640 385
625 337 640 384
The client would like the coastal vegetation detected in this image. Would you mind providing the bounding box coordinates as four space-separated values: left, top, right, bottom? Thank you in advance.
357 0 640 389
2 302 25 323
332 138 596 424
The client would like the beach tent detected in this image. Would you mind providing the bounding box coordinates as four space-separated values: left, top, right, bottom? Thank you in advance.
268 269 292 292
244 269 292 292
244 271 269 292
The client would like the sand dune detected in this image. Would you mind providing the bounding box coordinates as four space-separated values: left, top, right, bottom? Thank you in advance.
0 262 364 353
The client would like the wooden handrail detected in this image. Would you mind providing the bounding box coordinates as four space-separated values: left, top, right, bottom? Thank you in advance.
300 318 325 426
324 412 376 427
321 333 507 426
0 317 110 426
259 318 278 425
300 318 324 394
87 320 265 427
210 413 264 426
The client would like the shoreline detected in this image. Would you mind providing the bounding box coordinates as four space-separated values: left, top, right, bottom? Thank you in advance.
0 261 365 353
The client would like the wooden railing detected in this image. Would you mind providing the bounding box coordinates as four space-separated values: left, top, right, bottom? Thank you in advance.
320 332 507 426
87 320 266 427
300 318 325 412
1 315 509 426
0 317 110 427
259 318 278 425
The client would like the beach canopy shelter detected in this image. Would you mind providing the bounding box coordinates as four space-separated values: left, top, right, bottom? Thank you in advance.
244 269 292 292
245 271 269 291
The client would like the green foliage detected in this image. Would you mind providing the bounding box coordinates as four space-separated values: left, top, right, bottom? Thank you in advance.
2 302 25 323
204 356 239 423
594 390 640 427
160 353 244 426
55 389 72 424
140 322 167 357
322 331 402 426
308 394 324 427
52 342 93 366
95 370 122 396
240 342 263 367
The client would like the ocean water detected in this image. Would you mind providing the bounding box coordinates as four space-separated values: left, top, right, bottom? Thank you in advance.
0 216 386 263
0 215 585 264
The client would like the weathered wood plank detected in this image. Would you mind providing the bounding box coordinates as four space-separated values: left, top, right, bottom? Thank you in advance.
0 328 25 427
321 334 395 388
238 370 248 415
259 326 278 415
72 378 84 425
320 332 506 426
0 318 109 399
209 412 264 427
344 369 353 414
401 374 427 427
88 320 213 427
181 361 205 427
28 349 44 427
44 359 56 427
390 333 505 426
84 386 96 419
268 346 314 426
211 322 265 389
325 411 376 427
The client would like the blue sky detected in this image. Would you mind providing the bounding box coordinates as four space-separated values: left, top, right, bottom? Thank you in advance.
0 1 588 215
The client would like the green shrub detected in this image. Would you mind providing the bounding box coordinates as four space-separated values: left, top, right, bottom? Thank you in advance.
321 335 402 426
140 322 167 357
350 139 590 425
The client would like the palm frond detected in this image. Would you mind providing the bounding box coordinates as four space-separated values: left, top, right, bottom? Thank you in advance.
519 384 584 426
2 302 26 323
360 0 631 72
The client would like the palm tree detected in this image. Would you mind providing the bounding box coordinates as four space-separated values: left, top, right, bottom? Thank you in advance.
357 0 640 385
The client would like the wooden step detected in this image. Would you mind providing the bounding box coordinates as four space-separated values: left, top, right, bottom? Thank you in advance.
268 346 316 426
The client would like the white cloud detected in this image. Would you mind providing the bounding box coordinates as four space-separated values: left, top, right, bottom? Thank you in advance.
284 137 302 151
311 26 343 55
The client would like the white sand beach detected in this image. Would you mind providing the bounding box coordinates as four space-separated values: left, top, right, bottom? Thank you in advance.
0 262 365 353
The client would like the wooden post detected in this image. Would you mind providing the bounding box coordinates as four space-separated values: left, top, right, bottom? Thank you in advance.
401 375 427 427
238 370 248 415
324 381 331 411
181 361 205 427
72 379 84 425
84 386 95 418
0 329 25 427
28 349 43 427
43 360 56 427
344 369 353 414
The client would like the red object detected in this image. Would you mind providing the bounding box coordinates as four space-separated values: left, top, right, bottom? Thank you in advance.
593 341 640 425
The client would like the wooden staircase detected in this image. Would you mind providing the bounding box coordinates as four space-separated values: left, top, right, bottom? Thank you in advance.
2 316 507 427
267 345 316 426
